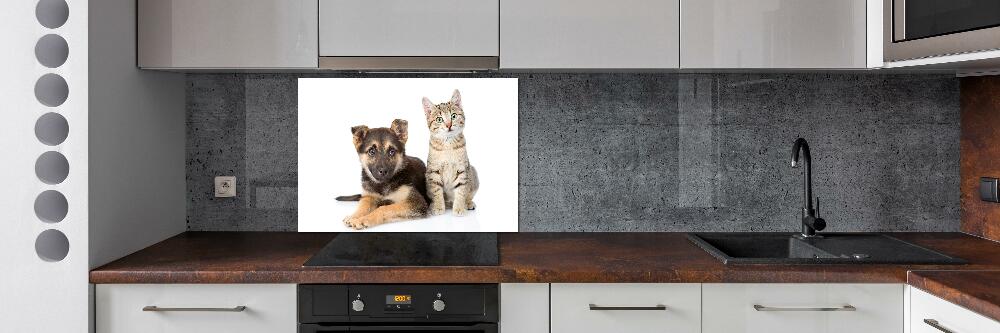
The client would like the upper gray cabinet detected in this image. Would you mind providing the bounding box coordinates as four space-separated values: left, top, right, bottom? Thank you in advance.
680 0 871 69
318 0 499 69
500 0 680 69
138 0 318 69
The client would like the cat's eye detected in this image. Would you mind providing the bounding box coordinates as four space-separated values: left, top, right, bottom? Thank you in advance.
367 147 376 156
436 116 444 123
387 148 396 156
451 114 457 119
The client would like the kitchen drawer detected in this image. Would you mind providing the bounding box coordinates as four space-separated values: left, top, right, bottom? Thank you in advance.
702 283 903 333
910 287 1000 333
319 0 499 57
138 0 319 68
680 0 868 68
550 283 700 333
500 0 679 69
96 284 296 333
500 283 548 333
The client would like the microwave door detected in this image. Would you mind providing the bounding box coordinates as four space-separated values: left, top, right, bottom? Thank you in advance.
885 0 1000 61
896 0 1000 42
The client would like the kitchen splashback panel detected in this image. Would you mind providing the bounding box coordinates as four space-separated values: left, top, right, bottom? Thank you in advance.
186 73 959 232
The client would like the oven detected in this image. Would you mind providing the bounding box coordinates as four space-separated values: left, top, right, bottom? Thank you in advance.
884 0 1000 61
298 284 498 333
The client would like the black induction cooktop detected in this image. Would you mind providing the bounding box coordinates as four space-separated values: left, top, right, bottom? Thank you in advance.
303 233 499 266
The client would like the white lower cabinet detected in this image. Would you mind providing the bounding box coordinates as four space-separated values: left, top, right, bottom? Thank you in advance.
702 283 903 333
910 286 1000 333
551 283 701 333
96 284 297 333
500 283 549 333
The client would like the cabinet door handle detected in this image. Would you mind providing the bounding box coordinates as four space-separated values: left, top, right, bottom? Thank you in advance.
142 306 247 312
589 304 667 311
923 319 956 333
753 304 856 312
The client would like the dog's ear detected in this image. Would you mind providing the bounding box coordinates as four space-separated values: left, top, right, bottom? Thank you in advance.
422 97 434 122
351 125 369 150
390 119 408 145
450 89 462 109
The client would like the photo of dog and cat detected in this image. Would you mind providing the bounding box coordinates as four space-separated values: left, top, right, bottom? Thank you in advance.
336 90 480 230
298 78 517 232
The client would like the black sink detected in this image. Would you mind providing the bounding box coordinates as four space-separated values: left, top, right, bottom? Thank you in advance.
687 233 966 265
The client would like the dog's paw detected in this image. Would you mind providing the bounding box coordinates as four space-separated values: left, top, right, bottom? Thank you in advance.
346 217 368 230
342 215 354 226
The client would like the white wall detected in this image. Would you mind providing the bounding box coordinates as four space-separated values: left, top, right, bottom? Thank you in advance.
1 0 185 331
0 0 90 331
88 0 186 270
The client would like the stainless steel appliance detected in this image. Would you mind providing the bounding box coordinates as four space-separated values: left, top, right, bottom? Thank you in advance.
298 284 499 332
885 0 1000 61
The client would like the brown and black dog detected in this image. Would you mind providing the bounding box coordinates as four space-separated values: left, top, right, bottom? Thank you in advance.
336 119 429 229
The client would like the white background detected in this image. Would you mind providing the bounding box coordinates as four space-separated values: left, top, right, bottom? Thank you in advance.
298 78 519 232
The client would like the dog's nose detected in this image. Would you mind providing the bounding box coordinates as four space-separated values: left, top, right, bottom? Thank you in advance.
377 168 387 176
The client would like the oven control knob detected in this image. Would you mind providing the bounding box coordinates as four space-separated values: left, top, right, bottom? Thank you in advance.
432 299 446 312
351 299 365 312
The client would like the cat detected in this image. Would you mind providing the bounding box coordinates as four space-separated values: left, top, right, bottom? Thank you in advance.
422 89 479 216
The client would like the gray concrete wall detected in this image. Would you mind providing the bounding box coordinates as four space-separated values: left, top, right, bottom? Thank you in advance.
186 73 960 232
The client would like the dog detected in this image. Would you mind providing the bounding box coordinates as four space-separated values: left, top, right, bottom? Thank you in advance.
336 119 430 229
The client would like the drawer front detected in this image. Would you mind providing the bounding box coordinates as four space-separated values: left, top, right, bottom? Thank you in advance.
500 0 679 69
911 287 1000 333
96 284 296 333
319 0 499 57
138 0 319 68
703 283 903 333
500 283 548 333
680 0 867 68
551 283 700 333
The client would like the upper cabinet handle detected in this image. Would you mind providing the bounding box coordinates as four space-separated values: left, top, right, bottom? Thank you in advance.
589 304 667 311
923 319 956 333
753 304 856 312
142 306 247 312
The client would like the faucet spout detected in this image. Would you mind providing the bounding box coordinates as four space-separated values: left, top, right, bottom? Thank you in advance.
791 138 825 237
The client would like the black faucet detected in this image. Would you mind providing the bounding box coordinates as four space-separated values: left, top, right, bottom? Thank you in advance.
791 138 826 238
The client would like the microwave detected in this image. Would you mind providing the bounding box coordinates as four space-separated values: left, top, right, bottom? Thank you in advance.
884 0 1000 62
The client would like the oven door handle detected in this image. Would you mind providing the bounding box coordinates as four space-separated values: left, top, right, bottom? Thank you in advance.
347 323 497 331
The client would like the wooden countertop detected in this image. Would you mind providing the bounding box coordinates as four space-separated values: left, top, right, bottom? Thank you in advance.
908 270 1000 322
91 232 1000 284
90 232 1000 321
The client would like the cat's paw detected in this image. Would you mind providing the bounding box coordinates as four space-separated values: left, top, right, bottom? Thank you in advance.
430 204 446 216
467 201 476 210
452 204 468 216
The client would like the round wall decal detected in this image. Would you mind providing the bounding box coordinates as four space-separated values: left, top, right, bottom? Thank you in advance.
35 112 69 146
35 151 69 184
35 34 69 68
35 229 69 262
36 0 69 29
34 73 69 107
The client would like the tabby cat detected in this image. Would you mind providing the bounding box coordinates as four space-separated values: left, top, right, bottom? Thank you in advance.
422 89 479 216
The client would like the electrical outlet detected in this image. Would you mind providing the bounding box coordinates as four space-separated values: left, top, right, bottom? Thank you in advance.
215 176 236 198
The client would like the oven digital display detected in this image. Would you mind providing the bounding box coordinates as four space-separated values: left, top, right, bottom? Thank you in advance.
386 295 412 304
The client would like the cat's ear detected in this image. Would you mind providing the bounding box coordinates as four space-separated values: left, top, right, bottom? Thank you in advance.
450 89 462 109
422 97 434 120
351 125 369 150
390 119 408 144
